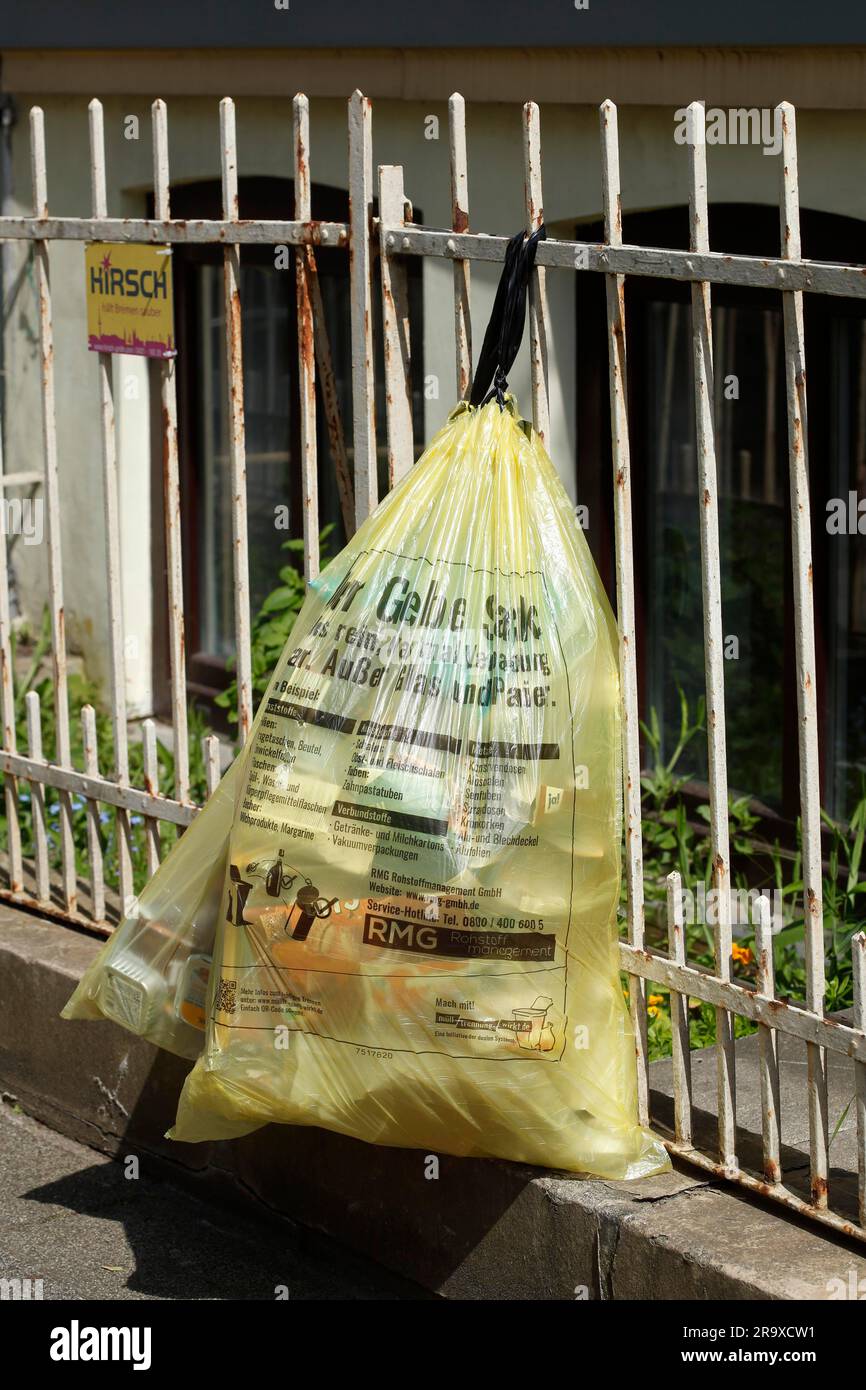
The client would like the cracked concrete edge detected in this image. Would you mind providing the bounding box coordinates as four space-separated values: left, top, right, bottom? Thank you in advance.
596 1208 620 1300
607 1182 866 1301
4 907 866 1299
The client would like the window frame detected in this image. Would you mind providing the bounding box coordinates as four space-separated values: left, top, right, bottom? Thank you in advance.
575 202 866 832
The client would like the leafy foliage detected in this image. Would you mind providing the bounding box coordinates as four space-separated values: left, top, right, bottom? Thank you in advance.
8 608 213 898
215 525 335 725
631 690 865 1061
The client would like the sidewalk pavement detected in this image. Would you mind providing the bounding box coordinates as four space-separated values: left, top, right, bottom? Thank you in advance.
0 1102 431 1301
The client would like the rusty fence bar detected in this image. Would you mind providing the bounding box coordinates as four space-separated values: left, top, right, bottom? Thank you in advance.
0 217 348 246
522 101 550 445
855 932 866 1227
0 396 21 897
686 100 737 1172
778 101 831 1210
385 227 866 299
294 93 320 584
0 90 864 1248
152 98 190 805
448 93 472 402
220 98 254 743
755 893 782 1185
379 163 414 487
348 89 377 527
89 99 134 915
30 107 76 915
599 98 649 1126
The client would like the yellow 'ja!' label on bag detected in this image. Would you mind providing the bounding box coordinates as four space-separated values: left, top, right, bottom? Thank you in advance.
85 242 176 358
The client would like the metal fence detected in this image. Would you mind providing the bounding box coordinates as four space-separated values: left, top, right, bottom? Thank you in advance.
0 90 864 1247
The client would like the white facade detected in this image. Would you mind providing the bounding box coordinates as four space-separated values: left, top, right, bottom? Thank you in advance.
3 74 866 714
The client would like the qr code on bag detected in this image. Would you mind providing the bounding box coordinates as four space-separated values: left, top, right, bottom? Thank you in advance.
215 978 237 1014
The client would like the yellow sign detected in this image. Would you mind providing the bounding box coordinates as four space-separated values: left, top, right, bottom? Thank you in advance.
85 242 176 358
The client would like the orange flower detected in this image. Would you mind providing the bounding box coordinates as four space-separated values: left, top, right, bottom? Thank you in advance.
731 942 753 966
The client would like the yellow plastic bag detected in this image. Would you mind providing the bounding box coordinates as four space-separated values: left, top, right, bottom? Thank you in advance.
63 632 303 1058
168 395 668 1179
60 755 241 1058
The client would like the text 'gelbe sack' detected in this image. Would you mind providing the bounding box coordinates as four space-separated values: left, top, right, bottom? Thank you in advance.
168 229 669 1179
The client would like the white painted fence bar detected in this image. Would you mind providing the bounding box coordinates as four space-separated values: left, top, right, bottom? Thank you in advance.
89 98 133 913
24 692 49 905
81 703 105 923
30 106 76 915
664 1140 864 1243
0 471 42 489
599 99 648 1126
448 93 472 401
5 207 866 299
348 90 377 526
0 88 864 1247
152 99 190 804
619 943 866 1062
522 103 550 444
220 99 254 743
141 719 161 879
379 164 415 488
778 100 830 1210
0 427 22 896
294 95 320 584
204 735 221 800
686 100 736 1170
0 746 196 827
666 871 692 1145
379 227 866 299
755 895 782 1185
308 253 356 537
854 932 866 1226
0 217 348 246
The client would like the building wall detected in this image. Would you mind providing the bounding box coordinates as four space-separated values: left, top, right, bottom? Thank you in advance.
3 73 866 713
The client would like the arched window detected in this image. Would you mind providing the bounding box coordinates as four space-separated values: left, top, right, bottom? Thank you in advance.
576 204 866 823
148 177 424 713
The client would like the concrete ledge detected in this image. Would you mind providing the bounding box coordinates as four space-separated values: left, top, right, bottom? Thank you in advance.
2 904 865 1300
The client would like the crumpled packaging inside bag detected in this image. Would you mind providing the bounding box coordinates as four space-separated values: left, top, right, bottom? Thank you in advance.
167 396 669 1180
61 752 244 1059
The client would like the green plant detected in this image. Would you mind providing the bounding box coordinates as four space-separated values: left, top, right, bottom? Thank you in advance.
632 692 866 1061
6 606 215 899
821 785 866 1003
636 686 705 939
746 790 866 1015
216 524 335 726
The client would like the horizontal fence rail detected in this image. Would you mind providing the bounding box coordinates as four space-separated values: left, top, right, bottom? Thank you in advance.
379 227 866 299
0 218 349 245
0 91 863 1247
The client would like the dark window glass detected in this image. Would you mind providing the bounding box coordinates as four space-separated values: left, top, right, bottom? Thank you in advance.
156 179 424 708
645 299 787 807
827 317 866 816
575 204 866 824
